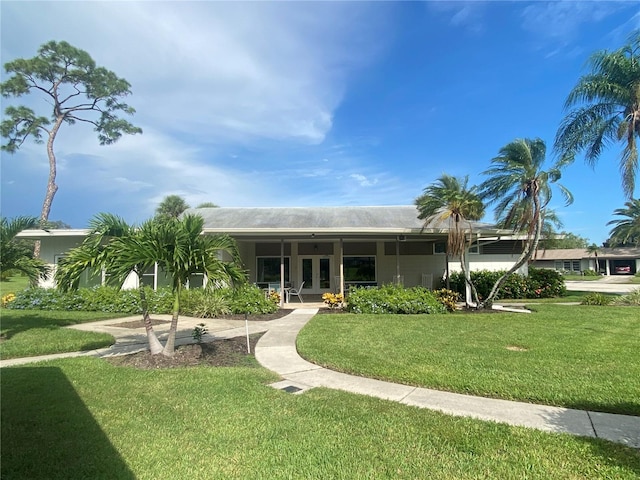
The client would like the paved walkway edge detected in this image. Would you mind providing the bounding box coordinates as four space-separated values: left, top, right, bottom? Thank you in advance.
255 309 640 449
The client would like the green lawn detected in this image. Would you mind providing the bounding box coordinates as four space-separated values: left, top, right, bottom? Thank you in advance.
561 274 601 281
0 310 118 359
0 274 30 297
297 305 640 416
498 291 619 303
2 357 639 479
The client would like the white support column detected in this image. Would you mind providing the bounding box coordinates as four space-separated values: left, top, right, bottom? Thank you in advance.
339 238 344 298
280 239 285 307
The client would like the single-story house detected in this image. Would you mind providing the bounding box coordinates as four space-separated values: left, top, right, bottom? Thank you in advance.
532 247 640 276
18 206 530 302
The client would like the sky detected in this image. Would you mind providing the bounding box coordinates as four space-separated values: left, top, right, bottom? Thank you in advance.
1 1 639 246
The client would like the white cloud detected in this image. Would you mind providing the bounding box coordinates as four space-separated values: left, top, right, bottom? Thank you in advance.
1 2 385 145
426 1 486 33
350 173 379 188
520 1 628 41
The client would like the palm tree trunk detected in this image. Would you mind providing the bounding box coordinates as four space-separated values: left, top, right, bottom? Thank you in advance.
162 286 181 357
460 249 480 308
137 278 163 355
482 198 543 308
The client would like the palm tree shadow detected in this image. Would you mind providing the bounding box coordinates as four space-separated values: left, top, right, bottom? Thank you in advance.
1 366 136 479
0 313 82 340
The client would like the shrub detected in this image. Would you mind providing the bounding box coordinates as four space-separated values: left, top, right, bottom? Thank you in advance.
191 289 231 318
6 284 279 316
582 269 600 277
228 284 279 314
448 268 566 301
322 292 344 309
581 292 613 306
1 293 16 308
346 285 447 314
611 288 640 306
433 288 460 312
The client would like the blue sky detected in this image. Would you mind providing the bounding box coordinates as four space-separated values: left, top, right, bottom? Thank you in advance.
1 1 639 245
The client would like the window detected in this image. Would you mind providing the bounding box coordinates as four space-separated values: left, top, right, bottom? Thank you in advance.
140 264 156 288
257 257 290 283
344 256 376 282
434 242 446 254
556 260 580 272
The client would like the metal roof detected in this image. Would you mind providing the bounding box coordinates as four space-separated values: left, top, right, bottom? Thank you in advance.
534 247 640 260
16 206 509 239
187 205 499 235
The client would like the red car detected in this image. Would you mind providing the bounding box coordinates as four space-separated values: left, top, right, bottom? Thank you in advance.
614 266 632 274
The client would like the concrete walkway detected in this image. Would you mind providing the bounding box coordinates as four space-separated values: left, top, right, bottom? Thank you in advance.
255 308 640 449
0 314 272 368
2 308 638 449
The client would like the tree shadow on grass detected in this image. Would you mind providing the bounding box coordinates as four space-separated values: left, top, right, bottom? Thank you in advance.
539 406 640 474
0 313 85 340
1 366 135 479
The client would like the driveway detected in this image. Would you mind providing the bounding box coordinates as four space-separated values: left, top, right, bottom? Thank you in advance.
565 276 639 294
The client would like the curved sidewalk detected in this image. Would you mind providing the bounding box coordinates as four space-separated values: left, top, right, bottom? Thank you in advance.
255 308 640 449
0 314 272 368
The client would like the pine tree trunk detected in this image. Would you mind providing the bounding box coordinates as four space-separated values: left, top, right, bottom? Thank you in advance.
34 117 64 258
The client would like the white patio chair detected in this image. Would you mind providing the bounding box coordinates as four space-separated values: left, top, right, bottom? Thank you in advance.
287 281 305 303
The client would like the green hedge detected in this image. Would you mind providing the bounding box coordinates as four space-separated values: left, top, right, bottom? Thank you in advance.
448 267 566 300
346 285 447 314
4 284 278 316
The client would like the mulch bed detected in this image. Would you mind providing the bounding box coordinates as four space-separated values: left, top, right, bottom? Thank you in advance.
104 309 296 369
106 333 265 369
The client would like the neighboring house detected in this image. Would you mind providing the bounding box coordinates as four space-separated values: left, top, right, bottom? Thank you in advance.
532 247 640 275
18 206 528 301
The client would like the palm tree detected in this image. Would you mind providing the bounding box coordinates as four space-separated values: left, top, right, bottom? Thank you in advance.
55 213 164 354
57 213 246 356
0 216 49 284
155 195 190 221
607 198 640 246
479 138 573 307
586 243 602 273
108 214 246 356
555 30 640 198
415 174 485 306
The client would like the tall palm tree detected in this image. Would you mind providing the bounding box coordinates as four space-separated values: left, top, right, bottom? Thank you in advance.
607 198 640 246
55 213 164 354
155 195 190 221
415 174 485 306
479 138 573 307
586 243 601 273
555 30 640 198
0 216 49 284
108 214 246 356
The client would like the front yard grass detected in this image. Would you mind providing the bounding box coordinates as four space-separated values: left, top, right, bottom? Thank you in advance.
297 304 640 416
0 310 118 359
2 357 639 479
0 274 30 296
498 291 619 303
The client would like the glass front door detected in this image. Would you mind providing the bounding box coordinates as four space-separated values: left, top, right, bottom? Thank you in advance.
299 256 332 294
